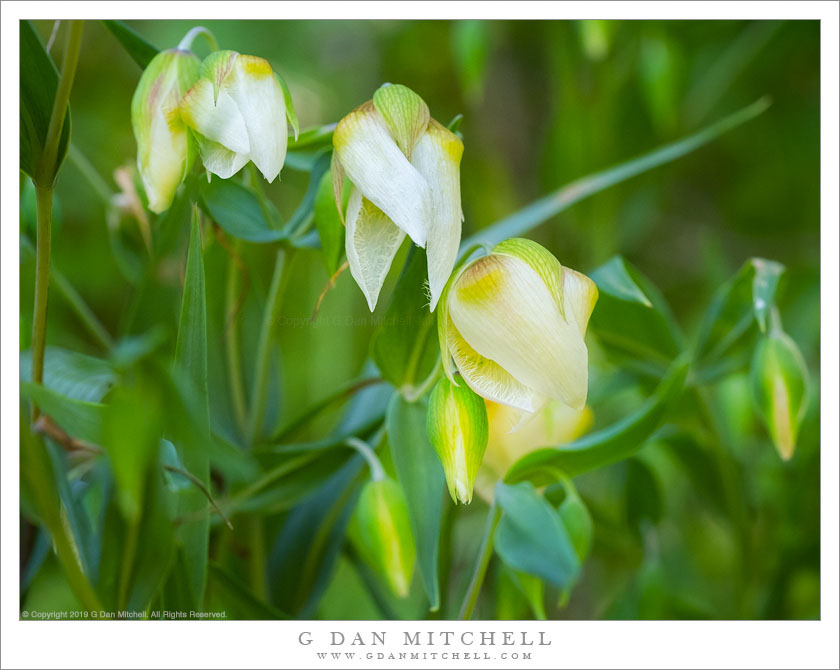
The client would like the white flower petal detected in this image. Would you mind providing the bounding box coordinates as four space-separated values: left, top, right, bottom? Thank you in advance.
561 267 599 336
334 102 431 247
447 316 547 413
411 119 464 310
192 131 249 180
180 78 250 156
228 55 288 182
345 188 406 311
449 254 589 410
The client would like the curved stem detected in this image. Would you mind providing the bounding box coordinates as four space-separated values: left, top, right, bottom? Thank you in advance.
458 501 501 620
177 26 219 52
247 248 293 445
345 437 385 481
225 243 248 437
269 376 384 442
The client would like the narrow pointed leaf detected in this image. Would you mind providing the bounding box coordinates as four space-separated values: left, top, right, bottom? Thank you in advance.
386 395 446 611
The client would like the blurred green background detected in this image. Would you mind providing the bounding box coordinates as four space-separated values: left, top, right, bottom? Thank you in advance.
21 19 820 619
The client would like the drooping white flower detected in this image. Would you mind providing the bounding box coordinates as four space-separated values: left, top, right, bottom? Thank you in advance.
332 84 463 311
438 238 598 415
131 48 200 213
180 50 297 181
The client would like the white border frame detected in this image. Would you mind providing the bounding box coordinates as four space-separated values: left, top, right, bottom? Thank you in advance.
2 3 837 669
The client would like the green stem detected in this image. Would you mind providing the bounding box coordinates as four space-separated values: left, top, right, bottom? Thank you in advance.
31 186 53 412
36 21 84 187
269 376 384 442
247 517 267 601
225 245 248 438
31 21 84 420
458 502 502 620
345 437 385 481
177 26 219 52
247 248 293 445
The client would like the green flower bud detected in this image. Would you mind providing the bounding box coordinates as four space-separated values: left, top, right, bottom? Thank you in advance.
427 376 489 504
131 49 200 213
351 478 416 598
333 83 463 311
750 330 809 460
438 238 598 416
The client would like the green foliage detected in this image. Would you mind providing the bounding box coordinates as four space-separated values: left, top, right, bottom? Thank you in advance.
20 21 71 187
494 482 580 588
18 19 819 624
386 395 446 610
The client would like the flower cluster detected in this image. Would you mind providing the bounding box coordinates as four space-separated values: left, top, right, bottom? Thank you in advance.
132 31 598 512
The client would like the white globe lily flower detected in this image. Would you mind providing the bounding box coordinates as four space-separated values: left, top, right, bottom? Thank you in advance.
333 84 464 311
179 50 298 181
438 238 598 415
131 48 200 213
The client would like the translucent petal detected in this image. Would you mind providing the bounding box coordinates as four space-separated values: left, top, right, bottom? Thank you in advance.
191 131 249 180
562 267 599 336
447 316 547 413
228 55 288 182
140 108 190 213
411 119 464 310
334 102 431 246
449 254 589 410
345 188 406 311
180 78 250 156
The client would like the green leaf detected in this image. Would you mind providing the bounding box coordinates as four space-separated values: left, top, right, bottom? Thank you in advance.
461 97 771 252
20 347 115 403
200 176 285 243
20 382 104 444
268 460 363 616
314 166 349 275
505 355 689 483
102 20 159 69
208 562 289 619
284 150 332 235
102 376 163 522
750 330 809 460
371 250 438 394
589 256 683 376
558 494 593 562
624 458 663 527
173 214 210 606
494 482 580 588
289 123 336 151
98 468 176 610
386 395 446 610
694 258 786 377
20 21 71 185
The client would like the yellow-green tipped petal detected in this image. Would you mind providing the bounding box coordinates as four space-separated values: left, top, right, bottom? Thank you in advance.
131 48 200 213
334 101 431 247
449 253 589 410
352 478 416 598
494 237 565 319
200 49 237 103
751 331 809 460
412 119 464 311
427 376 490 504
228 54 287 182
345 188 406 311
372 83 430 159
